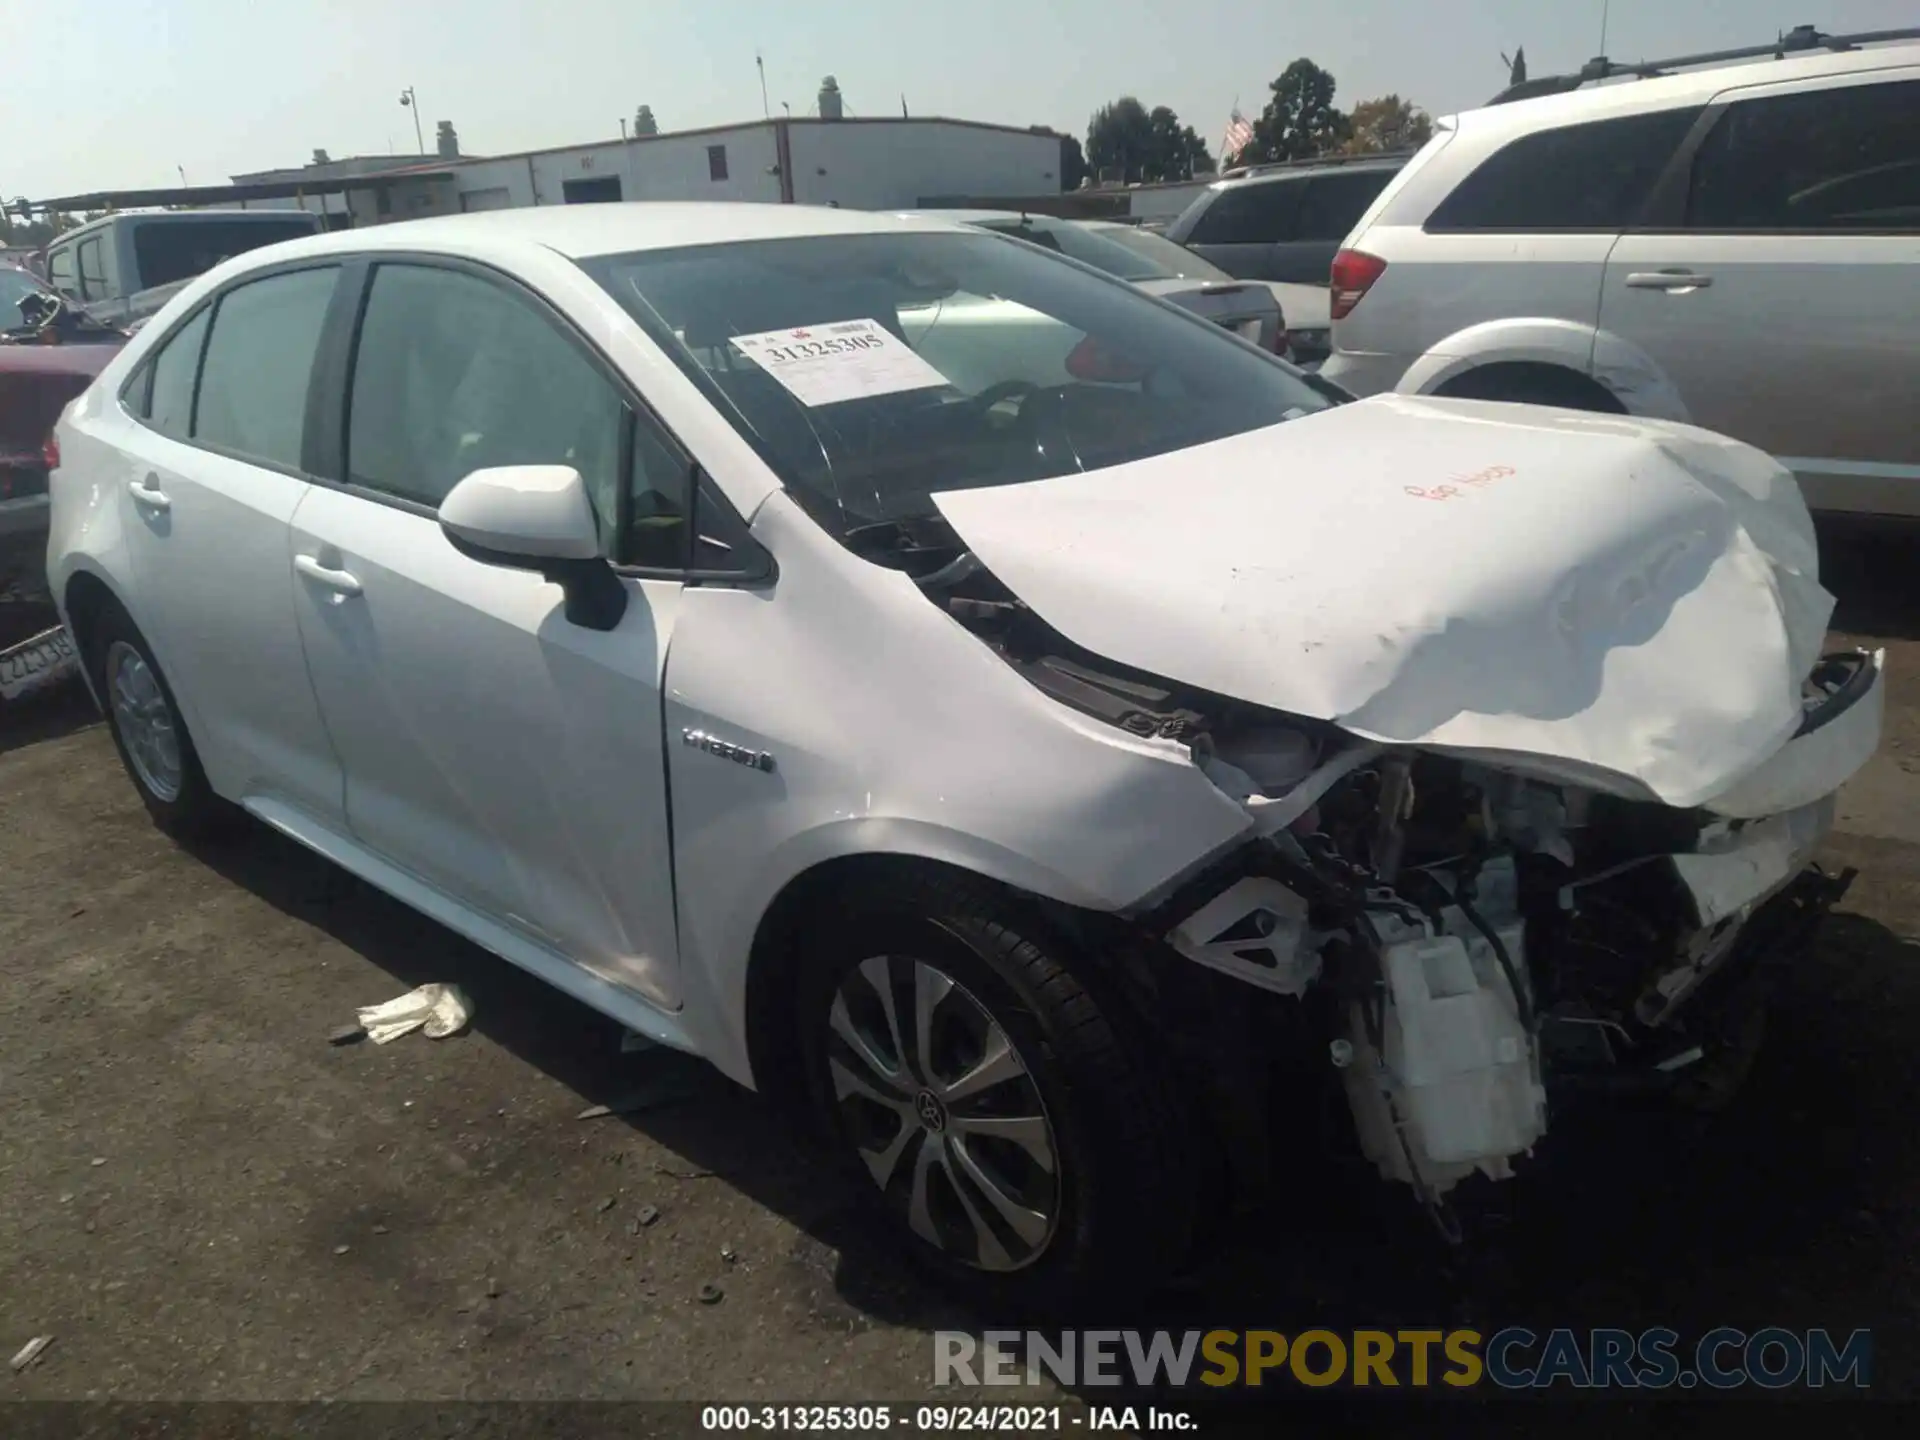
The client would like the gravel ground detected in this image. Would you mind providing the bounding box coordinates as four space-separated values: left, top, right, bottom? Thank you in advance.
2 529 1917 1426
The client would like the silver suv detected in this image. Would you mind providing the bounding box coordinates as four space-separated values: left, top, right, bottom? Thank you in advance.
1319 26 1920 520
1163 156 1406 284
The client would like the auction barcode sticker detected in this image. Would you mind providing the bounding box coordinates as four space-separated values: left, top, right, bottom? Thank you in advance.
729 319 950 407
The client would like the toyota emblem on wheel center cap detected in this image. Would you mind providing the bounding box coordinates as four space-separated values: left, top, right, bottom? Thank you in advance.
914 1090 948 1132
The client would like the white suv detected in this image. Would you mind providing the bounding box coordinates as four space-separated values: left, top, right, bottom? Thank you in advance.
46 203 1882 1306
1321 28 1920 519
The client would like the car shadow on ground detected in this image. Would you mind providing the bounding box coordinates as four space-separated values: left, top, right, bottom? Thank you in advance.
181 818 1919 1413
0 680 96 757
179 821 984 1332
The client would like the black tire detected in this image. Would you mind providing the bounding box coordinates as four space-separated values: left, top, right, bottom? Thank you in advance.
1436 364 1625 413
796 864 1199 1312
85 601 231 839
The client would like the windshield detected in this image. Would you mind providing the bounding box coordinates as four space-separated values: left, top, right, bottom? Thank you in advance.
579 230 1332 536
971 218 1170 282
1086 226 1235 283
2 266 50 328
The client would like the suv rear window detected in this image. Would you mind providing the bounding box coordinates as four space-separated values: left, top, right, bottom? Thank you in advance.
1425 107 1703 232
1687 79 1920 231
131 217 318 291
1186 180 1303 245
1293 170 1396 242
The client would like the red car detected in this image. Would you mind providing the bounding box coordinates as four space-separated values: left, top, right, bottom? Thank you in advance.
2 264 126 598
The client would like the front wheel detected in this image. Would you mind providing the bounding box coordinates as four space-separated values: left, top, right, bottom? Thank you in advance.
797 867 1200 1310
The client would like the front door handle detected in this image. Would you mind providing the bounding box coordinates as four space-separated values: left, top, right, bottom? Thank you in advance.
294 553 363 598
127 475 171 511
1624 270 1713 292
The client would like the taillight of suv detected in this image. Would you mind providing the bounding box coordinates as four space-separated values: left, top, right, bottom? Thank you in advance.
1329 249 1387 321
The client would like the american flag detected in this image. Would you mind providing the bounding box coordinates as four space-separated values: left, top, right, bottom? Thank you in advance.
1222 108 1254 163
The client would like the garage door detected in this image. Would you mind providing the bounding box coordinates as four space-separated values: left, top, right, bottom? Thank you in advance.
460 187 512 213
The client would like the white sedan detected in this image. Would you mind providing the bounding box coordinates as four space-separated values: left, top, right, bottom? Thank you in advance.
47 202 1882 1306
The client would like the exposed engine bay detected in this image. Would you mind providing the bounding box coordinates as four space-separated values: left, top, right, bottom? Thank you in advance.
870 515 1871 1226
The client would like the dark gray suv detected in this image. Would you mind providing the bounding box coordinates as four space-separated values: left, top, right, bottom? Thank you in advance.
1164 157 1406 284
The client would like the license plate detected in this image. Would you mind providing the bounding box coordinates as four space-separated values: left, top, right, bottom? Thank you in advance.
0 624 79 703
1235 319 1264 342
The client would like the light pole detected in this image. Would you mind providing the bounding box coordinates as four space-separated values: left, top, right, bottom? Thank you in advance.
399 86 425 154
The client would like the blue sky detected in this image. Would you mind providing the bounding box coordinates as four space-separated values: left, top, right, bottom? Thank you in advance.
6 0 1915 199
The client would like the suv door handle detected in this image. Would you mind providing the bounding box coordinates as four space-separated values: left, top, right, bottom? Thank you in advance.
294 554 363 598
1625 270 1713 291
126 475 171 511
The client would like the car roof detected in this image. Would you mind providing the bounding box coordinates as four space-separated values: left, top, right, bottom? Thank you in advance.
1206 157 1406 193
1450 39 1920 137
251 203 970 267
52 208 314 243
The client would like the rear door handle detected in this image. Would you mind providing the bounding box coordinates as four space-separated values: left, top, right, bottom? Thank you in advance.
1625 270 1713 291
294 553 363 598
126 475 171 511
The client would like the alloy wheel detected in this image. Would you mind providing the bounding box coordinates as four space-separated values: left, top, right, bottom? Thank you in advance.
827 955 1059 1271
105 640 183 803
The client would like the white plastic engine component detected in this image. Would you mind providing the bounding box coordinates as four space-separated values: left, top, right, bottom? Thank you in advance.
1342 859 1546 1194
1167 875 1319 996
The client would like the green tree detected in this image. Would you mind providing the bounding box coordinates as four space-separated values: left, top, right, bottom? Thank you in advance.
1087 96 1154 183
1234 59 1349 166
633 105 659 136
1088 97 1213 183
1341 94 1434 155
1058 132 1089 190
1146 106 1214 180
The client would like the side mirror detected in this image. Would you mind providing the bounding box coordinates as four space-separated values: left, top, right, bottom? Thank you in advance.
438 465 628 631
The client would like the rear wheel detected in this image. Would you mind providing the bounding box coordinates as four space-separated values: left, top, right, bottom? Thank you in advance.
87 603 229 838
797 867 1199 1311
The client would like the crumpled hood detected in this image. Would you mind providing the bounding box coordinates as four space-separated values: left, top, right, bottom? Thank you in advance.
933 394 1834 809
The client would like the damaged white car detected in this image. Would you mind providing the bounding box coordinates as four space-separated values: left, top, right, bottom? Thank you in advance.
47 205 1881 1307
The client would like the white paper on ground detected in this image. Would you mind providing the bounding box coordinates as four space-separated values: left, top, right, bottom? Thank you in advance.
728 319 950 407
355 983 473 1044
934 394 1845 810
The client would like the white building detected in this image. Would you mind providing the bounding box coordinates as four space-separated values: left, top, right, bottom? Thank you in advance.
236 117 1065 224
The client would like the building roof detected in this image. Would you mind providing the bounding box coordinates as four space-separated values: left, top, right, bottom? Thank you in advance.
253 200 970 262
27 172 458 214
31 115 1060 215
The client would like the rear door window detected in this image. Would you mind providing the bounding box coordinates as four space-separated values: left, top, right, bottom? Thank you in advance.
1686 78 1920 231
1187 180 1304 244
1293 170 1396 242
1425 107 1703 231
191 266 339 470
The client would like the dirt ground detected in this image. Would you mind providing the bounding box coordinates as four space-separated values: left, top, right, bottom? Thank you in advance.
3 529 1919 1423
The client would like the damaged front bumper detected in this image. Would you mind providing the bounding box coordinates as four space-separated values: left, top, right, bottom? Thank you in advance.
1545 860 1856 1103
1152 649 1882 1211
